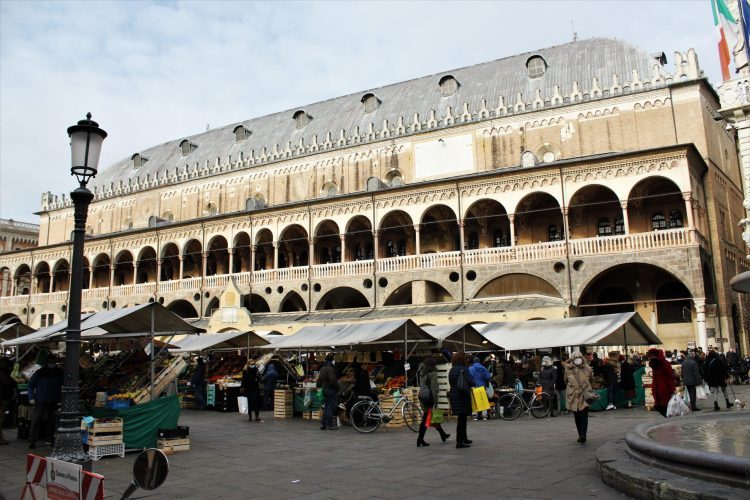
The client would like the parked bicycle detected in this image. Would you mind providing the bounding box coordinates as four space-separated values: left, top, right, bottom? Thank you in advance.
495 385 552 420
349 391 422 433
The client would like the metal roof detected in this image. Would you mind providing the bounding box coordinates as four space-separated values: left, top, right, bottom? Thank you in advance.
90 37 666 192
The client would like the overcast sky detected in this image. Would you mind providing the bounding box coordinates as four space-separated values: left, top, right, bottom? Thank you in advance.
0 0 719 222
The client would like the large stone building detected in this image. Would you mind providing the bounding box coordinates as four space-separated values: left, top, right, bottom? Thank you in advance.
0 38 748 351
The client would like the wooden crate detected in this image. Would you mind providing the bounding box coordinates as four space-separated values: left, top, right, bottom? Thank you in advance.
133 356 188 404
274 389 293 419
83 418 123 446
437 363 451 410
301 410 321 420
380 398 405 428
158 437 190 453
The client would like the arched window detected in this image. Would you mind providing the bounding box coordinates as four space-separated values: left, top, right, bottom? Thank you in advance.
361 93 381 113
321 182 338 197
467 231 479 250
293 110 312 129
614 216 625 235
597 218 613 236
652 213 667 230
438 75 459 97
180 140 192 156
132 153 147 168
233 125 250 142
668 210 683 229
205 203 218 216
526 56 547 78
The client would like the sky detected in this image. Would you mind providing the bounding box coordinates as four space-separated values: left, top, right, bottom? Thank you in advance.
0 0 723 222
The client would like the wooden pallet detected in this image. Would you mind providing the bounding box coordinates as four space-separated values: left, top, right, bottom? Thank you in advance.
274 389 293 418
158 437 190 453
87 434 123 446
133 356 188 405
301 410 321 420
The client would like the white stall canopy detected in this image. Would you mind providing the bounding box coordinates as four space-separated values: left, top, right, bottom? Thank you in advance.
266 319 434 351
422 324 498 350
479 312 660 350
172 330 270 352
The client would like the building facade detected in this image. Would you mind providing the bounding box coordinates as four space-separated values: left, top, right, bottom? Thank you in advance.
0 38 748 351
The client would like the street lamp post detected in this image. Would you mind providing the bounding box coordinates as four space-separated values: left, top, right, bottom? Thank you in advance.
50 113 107 469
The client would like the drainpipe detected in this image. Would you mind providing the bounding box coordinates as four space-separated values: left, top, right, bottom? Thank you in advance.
558 166 575 308
456 181 465 303
371 192 378 310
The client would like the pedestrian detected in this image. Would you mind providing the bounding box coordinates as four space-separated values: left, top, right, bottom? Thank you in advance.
537 356 557 417
553 356 567 415
646 348 675 417
468 356 491 420
262 362 279 410
416 356 450 447
0 358 18 445
448 352 473 449
318 354 339 430
564 351 593 444
680 350 701 411
240 359 263 422
602 357 618 410
705 350 733 410
619 355 636 409
191 357 207 410
28 355 63 448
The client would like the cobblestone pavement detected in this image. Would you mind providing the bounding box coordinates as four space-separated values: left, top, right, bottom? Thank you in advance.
2 385 749 499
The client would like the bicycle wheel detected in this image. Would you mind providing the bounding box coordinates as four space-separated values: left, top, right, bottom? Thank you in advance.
350 400 381 433
402 401 423 432
497 393 522 420
530 392 552 418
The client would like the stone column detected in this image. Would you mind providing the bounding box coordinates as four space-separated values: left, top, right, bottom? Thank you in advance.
109 264 115 289
88 267 94 289
201 251 208 278
694 298 709 352
273 242 279 269
373 231 379 259
620 201 630 234
308 238 315 266
508 215 516 247
178 256 184 281
132 263 139 285
156 259 162 283
339 235 346 263
561 207 570 241
48 271 55 294
414 225 421 255
458 219 465 252
682 193 695 229
228 248 234 274
250 245 256 272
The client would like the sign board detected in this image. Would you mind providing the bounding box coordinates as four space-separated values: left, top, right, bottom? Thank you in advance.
45 458 81 500
686 341 696 349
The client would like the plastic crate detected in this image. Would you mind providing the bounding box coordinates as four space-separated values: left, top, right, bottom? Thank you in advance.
105 398 130 410
88 442 125 460
158 426 189 439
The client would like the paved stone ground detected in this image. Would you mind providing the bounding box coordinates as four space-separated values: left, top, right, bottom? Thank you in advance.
2 386 748 499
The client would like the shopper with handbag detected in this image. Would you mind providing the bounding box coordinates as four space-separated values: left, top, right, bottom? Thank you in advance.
468 356 491 421
240 359 263 422
647 348 676 417
416 356 450 447
705 350 733 410
537 356 557 417
448 352 473 449
564 351 594 444
681 350 702 411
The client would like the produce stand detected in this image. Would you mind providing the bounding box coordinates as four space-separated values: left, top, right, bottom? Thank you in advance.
91 394 180 449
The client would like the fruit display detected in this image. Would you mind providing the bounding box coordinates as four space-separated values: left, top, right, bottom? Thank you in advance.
106 393 135 401
383 375 405 389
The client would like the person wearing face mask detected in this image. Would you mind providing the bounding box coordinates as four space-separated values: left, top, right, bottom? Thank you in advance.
564 351 594 443
27 354 64 449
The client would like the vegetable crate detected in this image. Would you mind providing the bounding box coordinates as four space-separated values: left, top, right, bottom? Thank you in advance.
274 389 293 419
301 410 321 420
158 437 190 454
82 417 123 447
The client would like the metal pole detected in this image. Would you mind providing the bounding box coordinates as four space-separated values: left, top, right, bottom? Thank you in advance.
462 326 466 352
51 186 92 469
403 324 408 383
150 305 155 400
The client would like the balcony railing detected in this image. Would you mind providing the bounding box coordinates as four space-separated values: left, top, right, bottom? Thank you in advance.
1 228 703 306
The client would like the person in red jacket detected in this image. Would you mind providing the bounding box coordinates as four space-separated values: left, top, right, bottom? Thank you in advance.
647 348 675 417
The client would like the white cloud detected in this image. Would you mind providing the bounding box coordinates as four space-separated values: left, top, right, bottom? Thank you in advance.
0 0 721 221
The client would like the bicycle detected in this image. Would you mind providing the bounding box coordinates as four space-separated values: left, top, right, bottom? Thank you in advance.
349 391 423 433
495 386 552 420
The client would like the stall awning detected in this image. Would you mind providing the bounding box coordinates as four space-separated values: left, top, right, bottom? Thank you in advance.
478 312 661 350
1 303 204 347
0 322 36 342
422 324 499 350
267 319 435 350
730 270 750 293
172 330 270 352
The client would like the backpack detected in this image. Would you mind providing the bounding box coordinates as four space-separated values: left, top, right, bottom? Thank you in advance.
456 368 469 394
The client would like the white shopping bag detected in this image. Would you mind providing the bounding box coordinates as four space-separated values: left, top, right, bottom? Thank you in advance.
666 394 689 417
696 384 707 400
237 396 249 414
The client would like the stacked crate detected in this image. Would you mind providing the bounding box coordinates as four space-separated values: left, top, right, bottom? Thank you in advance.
380 397 405 428
157 426 190 454
132 356 188 404
273 389 293 418
85 418 125 460
436 363 454 419
301 410 321 420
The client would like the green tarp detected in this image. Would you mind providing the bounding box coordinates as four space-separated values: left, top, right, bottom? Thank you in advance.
91 395 181 449
293 390 323 412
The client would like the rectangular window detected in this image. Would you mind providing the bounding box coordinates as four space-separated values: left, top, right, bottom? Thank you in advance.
657 301 691 324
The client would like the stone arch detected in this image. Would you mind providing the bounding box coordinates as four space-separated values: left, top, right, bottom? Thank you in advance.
0 266 11 296
627 176 685 234
205 297 220 317
166 299 199 319
473 272 563 299
567 184 623 239
243 293 270 313
383 280 455 306
577 262 696 310
379 210 415 258
314 220 340 265
254 229 274 271
182 239 202 279
345 215 373 261
316 287 370 310
280 291 307 312
232 231 252 273
113 250 134 286
13 264 32 295
51 259 70 292
33 261 51 294
0 313 21 325
91 253 110 288
136 246 157 283
278 224 309 268
160 243 180 281
206 235 229 276
463 198 511 249
420 204 459 253
514 192 564 244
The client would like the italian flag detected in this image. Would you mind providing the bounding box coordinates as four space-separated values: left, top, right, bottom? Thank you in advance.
712 0 738 80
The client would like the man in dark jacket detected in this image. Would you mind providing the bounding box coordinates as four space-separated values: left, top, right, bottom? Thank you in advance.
705 350 733 410
262 362 279 410
0 358 17 445
682 351 702 411
191 357 207 410
318 354 339 430
28 356 63 448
